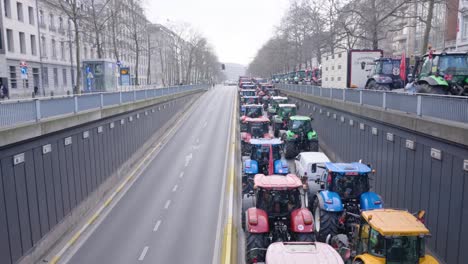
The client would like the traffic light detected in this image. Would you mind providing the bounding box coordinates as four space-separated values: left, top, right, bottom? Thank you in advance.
221 64 225 70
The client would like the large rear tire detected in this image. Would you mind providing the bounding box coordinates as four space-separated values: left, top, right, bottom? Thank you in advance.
309 140 319 152
246 233 267 264
417 83 448 95
284 141 298 159
313 198 341 242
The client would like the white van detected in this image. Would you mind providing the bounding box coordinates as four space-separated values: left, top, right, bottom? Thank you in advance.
294 152 331 197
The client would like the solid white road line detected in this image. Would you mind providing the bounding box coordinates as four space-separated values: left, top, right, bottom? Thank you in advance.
138 246 149 261
164 200 171 209
153 220 162 232
179 172 184 178
172 185 178 192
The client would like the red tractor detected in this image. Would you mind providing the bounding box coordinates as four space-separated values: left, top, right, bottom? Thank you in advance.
240 116 272 155
242 174 315 263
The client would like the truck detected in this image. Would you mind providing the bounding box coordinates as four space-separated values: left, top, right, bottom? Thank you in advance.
321 50 383 89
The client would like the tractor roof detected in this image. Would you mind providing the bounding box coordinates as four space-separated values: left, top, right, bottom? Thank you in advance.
362 209 430 236
278 104 297 108
324 162 372 174
243 104 263 108
242 116 270 123
242 96 259 98
241 89 256 92
290 116 311 121
250 138 283 145
271 96 288 100
254 174 302 190
266 242 344 264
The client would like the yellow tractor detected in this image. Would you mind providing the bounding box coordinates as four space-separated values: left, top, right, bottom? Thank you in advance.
348 209 439 264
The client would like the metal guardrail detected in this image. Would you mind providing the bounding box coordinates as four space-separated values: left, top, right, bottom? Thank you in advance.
0 84 207 129
279 84 468 124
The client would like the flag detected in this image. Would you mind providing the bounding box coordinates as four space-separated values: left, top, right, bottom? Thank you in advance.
400 52 407 82
268 145 274 175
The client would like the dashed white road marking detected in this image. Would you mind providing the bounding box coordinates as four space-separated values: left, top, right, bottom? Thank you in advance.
185 153 193 167
179 172 184 178
153 220 161 232
202 121 208 128
172 185 178 192
164 200 171 209
138 246 149 261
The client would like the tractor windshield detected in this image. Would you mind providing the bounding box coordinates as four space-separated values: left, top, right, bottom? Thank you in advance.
241 91 256 96
245 107 263 118
331 174 369 199
297 71 306 78
438 55 468 75
281 107 296 116
251 145 281 161
256 189 301 217
386 236 423 263
249 122 268 137
289 120 311 132
379 60 400 75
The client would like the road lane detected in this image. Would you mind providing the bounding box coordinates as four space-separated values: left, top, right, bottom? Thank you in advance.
67 85 236 264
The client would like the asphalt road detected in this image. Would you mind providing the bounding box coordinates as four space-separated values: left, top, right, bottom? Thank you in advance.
66 85 236 264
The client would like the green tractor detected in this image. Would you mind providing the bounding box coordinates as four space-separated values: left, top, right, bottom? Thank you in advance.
267 96 288 119
413 51 468 95
280 116 318 159
271 104 297 137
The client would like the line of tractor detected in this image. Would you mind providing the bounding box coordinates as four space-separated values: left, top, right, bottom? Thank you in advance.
236 76 439 264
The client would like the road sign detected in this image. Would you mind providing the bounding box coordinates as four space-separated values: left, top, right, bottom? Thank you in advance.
20 61 28 79
120 67 130 86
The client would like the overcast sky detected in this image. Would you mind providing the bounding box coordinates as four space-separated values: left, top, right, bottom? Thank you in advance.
145 0 290 66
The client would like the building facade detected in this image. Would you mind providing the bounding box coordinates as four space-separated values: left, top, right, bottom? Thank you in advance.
0 0 151 98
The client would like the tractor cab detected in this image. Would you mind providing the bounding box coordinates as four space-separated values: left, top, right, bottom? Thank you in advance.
351 209 438 264
312 162 383 242
240 116 272 155
243 174 315 263
272 104 297 137
281 116 319 158
414 52 468 95
240 104 264 118
240 89 257 97
365 58 407 90
240 96 260 106
268 96 289 117
244 138 288 175
296 70 306 84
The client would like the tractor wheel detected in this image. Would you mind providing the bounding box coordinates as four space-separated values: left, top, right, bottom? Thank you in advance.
246 233 267 263
313 198 341 242
296 232 316 242
417 83 448 95
284 141 298 159
242 210 246 231
366 80 377 90
309 140 319 152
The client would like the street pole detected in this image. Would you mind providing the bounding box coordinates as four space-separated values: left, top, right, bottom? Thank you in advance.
35 0 45 96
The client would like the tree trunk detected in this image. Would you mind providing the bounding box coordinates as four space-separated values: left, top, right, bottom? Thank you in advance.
111 9 119 61
421 0 435 54
74 19 81 94
371 0 379 50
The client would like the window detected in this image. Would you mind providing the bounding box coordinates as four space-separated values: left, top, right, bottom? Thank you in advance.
337 77 341 81
0 31 3 49
62 68 67 85
39 10 44 27
19 32 25 53
16 2 23 21
6 29 13 52
53 68 58 88
51 39 56 58
463 15 468 39
49 13 54 29
30 34 36 55
338 53 342 58
43 67 48 86
338 65 342 70
28 6 34 25
9 66 17 88
59 17 63 30
60 41 65 59
4 0 11 17
41 35 46 56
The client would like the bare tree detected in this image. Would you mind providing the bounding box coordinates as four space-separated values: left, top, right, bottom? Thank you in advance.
124 0 147 85
85 0 113 58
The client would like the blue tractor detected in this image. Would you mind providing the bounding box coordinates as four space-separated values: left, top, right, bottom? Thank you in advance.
312 162 383 242
242 138 289 194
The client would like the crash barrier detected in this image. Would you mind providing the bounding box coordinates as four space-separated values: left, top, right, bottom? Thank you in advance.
279 84 468 124
281 88 468 264
0 84 207 129
0 92 202 264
